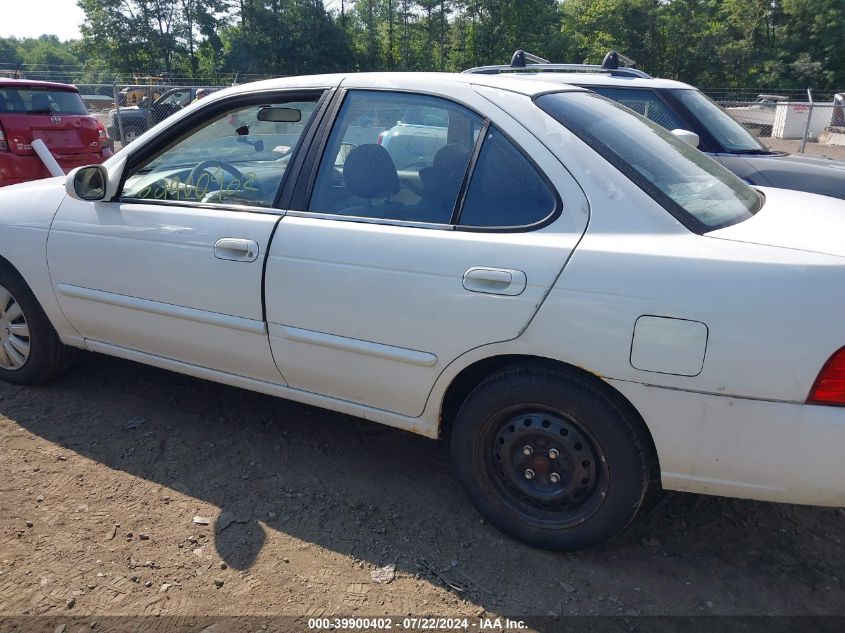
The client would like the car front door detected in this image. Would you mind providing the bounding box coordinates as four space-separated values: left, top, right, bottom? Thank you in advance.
48 89 328 383
265 85 589 417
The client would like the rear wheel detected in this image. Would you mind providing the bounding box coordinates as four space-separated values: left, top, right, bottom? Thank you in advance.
0 267 73 384
451 363 650 551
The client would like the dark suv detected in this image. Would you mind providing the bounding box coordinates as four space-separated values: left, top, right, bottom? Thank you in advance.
465 52 845 200
107 86 219 144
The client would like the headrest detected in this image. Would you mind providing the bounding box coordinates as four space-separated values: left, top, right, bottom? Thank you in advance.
343 144 401 200
419 143 470 200
31 93 51 111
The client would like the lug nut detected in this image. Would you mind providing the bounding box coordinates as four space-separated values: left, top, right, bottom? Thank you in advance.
549 448 560 459
550 472 561 484
524 469 535 480
522 445 533 456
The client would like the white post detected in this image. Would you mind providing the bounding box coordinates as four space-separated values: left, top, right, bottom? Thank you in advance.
113 79 125 146
800 88 814 153
31 139 64 177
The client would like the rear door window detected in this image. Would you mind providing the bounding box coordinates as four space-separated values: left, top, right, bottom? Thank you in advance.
308 90 483 224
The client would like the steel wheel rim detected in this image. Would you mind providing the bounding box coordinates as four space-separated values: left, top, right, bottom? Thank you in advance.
482 406 609 528
0 284 31 371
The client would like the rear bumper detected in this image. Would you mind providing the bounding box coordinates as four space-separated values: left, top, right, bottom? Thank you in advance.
0 151 109 187
609 379 845 507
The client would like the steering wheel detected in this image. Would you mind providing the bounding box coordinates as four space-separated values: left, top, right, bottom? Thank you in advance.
187 160 245 189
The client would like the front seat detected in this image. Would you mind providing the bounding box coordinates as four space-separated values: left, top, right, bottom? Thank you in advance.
339 144 402 218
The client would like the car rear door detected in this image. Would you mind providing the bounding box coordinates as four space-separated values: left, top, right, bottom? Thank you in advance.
264 82 589 417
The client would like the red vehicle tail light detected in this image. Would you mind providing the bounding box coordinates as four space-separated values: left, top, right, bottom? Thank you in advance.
0 124 7 151
377 131 384 145
96 120 110 148
808 347 845 405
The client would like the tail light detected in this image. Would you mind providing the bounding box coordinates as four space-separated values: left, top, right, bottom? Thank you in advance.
807 347 845 405
377 131 384 145
96 120 110 148
0 124 7 151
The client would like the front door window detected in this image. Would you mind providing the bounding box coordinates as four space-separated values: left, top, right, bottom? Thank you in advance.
122 97 320 208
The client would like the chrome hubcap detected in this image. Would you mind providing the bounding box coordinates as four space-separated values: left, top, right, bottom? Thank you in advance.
0 284 30 370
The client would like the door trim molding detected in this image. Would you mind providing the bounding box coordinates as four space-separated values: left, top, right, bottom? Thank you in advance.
56 283 267 334
269 323 438 367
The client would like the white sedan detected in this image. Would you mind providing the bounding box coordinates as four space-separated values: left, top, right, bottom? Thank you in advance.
1 72 843 551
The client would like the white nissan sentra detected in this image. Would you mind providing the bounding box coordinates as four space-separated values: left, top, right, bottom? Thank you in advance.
0 72 843 551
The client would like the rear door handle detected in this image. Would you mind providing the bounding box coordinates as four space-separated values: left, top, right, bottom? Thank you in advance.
214 238 259 262
463 267 527 296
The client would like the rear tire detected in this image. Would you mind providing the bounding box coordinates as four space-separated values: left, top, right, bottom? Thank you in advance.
451 363 649 551
0 267 74 385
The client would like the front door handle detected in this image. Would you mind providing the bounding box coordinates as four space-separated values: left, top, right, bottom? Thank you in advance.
463 267 527 296
214 238 259 262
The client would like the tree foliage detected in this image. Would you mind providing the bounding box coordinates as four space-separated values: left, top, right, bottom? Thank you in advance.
2 1 844 90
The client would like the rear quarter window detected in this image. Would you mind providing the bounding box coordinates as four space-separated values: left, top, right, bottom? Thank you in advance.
458 127 558 229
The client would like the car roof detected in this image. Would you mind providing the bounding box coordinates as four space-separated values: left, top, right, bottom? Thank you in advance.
498 72 696 91
220 72 587 99
0 78 79 92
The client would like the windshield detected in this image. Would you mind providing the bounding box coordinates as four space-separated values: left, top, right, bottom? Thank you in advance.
536 91 763 232
0 88 87 114
670 89 769 154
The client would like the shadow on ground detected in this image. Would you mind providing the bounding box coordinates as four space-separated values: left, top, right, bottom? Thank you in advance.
2 352 844 618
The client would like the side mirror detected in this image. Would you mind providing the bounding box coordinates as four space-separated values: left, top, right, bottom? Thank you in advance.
65 156 126 202
671 128 700 148
66 165 108 201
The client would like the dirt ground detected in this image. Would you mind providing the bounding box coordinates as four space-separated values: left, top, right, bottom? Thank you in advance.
0 352 844 628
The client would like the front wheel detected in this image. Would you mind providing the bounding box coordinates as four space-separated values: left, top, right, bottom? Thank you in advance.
0 267 73 385
451 364 650 551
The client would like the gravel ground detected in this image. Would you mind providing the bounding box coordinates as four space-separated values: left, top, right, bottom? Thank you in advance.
762 138 845 161
0 351 843 628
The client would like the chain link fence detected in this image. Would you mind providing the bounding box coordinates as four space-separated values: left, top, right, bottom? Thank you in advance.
8 62 845 161
3 68 270 151
71 79 249 151
706 89 845 161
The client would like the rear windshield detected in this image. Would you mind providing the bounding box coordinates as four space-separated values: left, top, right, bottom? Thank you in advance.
0 88 88 115
536 91 763 232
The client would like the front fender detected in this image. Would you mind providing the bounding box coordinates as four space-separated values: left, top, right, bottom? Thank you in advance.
0 178 83 345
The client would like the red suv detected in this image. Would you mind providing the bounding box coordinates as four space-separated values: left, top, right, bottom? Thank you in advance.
0 79 112 187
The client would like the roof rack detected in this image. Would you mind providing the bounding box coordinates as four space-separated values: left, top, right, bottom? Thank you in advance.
463 49 652 79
